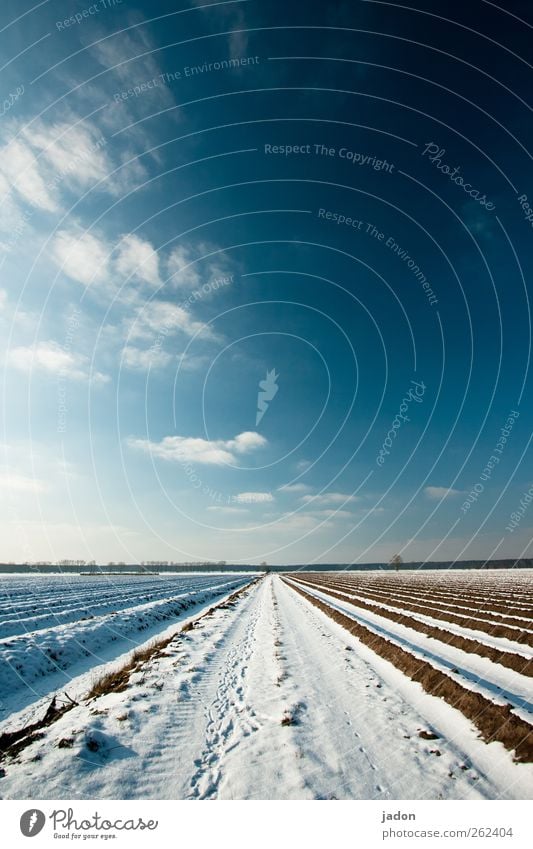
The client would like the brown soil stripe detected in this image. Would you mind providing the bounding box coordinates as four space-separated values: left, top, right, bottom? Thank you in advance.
284 579 533 763
308 578 533 630
295 578 533 645
314 579 533 624
311 577 533 609
289 577 533 677
327 582 533 619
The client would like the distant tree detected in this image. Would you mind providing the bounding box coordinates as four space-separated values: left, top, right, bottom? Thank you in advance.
389 553 403 572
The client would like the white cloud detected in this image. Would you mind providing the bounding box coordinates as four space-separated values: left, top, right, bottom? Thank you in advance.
232 492 274 504
52 230 165 294
207 506 249 515
230 432 267 453
121 345 171 371
128 430 267 466
278 483 312 494
8 341 109 384
128 300 211 341
167 245 202 290
0 116 125 221
309 509 354 520
115 234 161 287
166 242 235 292
301 492 360 506
52 230 110 286
0 471 46 494
0 138 58 212
424 486 464 500
89 25 175 111
21 120 111 195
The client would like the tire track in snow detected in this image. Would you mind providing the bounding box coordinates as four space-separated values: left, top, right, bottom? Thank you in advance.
107 580 265 800
188 583 265 798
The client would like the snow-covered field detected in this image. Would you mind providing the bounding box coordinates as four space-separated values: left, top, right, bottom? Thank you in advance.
0 572 532 799
287 571 533 719
0 572 252 719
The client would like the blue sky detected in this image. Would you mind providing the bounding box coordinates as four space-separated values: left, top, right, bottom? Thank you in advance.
1 0 532 565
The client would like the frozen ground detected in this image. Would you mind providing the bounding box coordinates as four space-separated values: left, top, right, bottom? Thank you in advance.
1 575 531 800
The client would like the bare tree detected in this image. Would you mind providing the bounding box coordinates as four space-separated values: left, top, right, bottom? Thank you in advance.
389 553 403 572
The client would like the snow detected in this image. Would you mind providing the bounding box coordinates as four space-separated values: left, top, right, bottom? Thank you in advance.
1 575 531 800
0 573 252 720
298 577 533 657
285 579 533 717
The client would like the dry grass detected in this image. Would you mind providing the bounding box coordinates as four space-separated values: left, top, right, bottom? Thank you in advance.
86 637 175 699
0 697 75 762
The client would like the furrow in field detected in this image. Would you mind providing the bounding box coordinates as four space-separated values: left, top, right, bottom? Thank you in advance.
0 575 244 638
0 575 251 717
4 576 527 800
321 581 533 620
283 579 533 764
292 577 532 644
289 577 532 677
304 578 533 630
287 579 533 716
293 578 533 657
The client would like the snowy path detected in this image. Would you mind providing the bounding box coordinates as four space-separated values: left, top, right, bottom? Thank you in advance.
1 576 531 800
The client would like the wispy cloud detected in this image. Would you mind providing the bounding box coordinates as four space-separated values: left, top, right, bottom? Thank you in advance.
52 230 110 286
115 234 161 287
7 341 109 384
278 483 312 494
52 229 165 295
128 430 267 466
207 505 249 514
190 0 250 60
127 300 212 341
0 138 58 212
309 509 354 520
166 245 202 290
121 345 171 371
0 114 137 221
424 486 464 500
301 492 360 506
88 19 175 112
166 243 234 292
0 471 47 495
232 491 274 504
21 119 111 193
